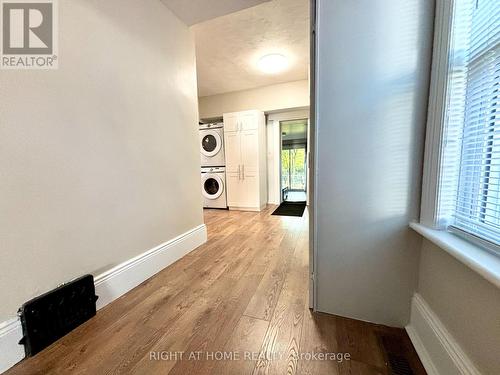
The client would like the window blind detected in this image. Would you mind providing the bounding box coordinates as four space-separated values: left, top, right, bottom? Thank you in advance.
439 0 500 249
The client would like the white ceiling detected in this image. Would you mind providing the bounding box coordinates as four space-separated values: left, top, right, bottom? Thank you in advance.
161 0 270 26
192 0 310 97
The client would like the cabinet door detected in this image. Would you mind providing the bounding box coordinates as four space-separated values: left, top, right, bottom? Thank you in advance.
224 131 241 173
223 113 239 132
241 173 259 208
223 131 241 206
239 112 258 131
240 129 260 207
225 172 242 207
240 129 259 173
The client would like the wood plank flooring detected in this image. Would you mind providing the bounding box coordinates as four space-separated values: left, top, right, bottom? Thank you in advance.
6 206 425 375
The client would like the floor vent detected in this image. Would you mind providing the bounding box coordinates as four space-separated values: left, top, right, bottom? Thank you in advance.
378 333 420 375
18 274 98 356
388 354 414 375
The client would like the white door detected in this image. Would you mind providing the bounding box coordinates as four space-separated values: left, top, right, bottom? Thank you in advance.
223 113 239 132
226 172 242 207
239 112 258 131
224 131 242 206
240 129 259 207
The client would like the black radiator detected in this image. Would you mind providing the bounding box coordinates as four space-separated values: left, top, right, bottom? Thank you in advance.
18 274 98 356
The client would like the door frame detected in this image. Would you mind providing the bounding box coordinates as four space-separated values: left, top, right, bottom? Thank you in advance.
309 0 318 310
267 109 310 205
279 119 309 204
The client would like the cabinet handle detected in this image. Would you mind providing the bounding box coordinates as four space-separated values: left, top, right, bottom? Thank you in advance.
242 164 245 180
238 165 241 180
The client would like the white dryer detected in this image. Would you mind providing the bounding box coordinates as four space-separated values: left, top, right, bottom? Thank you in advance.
201 167 227 209
200 123 225 167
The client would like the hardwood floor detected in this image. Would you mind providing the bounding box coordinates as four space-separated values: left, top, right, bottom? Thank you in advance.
6 206 425 375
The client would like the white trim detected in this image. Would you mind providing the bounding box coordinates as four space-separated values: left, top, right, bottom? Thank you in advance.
311 0 320 312
266 118 281 205
228 204 266 212
406 293 481 375
267 108 310 205
406 324 439 375
0 224 207 373
266 108 310 122
410 222 500 288
94 224 207 309
420 0 454 228
0 319 24 374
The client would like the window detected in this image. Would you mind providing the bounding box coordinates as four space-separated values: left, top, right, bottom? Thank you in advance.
436 0 500 251
281 148 307 191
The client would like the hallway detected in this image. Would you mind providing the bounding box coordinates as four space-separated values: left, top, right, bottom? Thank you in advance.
6 207 423 375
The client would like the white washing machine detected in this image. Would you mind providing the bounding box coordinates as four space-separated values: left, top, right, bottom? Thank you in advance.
200 123 225 167
201 167 227 209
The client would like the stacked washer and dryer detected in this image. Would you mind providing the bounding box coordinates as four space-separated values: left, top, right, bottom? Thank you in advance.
199 122 227 209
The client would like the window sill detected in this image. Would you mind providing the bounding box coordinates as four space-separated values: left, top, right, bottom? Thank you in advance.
410 222 500 289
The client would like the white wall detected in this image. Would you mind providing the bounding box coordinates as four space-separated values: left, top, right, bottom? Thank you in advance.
414 240 500 374
0 0 203 322
199 80 309 119
314 0 434 326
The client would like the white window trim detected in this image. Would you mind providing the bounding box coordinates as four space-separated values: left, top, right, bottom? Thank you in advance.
420 0 454 228
411 222 500 288
415 0 500 288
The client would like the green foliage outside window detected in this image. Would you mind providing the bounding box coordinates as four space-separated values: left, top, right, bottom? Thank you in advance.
281 148 306 190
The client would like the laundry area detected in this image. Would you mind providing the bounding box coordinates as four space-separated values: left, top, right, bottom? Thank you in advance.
200 111 269 212
195 0 310 216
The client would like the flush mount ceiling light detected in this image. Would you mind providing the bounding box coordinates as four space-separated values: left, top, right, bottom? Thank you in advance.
257 53 288 74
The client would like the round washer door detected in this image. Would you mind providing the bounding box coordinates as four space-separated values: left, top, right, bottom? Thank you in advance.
202 174 224 199
200 130 222 157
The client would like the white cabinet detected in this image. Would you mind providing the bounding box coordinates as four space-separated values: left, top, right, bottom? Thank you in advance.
223 110 267 211
223 113 239 132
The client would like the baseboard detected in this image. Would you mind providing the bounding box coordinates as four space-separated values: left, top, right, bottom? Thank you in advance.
406 293 481 375
229 206 262 212
94 224 207 309
0 224 207 374
405 324 439 375
0 319 25 374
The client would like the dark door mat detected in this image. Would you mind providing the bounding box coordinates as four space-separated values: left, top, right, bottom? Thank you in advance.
272 201 306 217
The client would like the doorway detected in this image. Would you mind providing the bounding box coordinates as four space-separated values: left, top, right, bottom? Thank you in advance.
280 119 308 203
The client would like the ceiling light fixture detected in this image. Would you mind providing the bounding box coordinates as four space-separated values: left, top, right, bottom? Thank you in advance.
257 53 288 74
